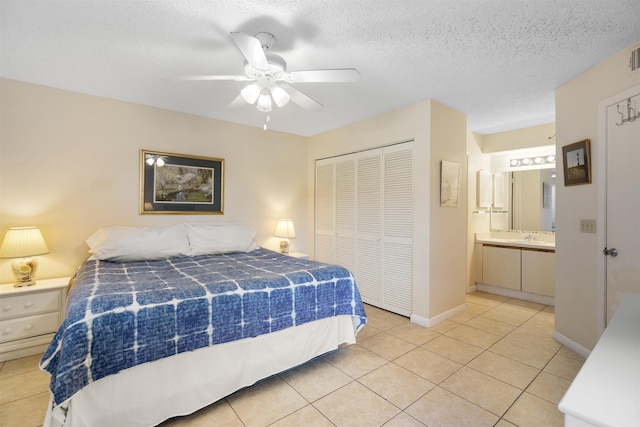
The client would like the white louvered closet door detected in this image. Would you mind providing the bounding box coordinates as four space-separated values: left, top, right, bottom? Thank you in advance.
356 149 383 305
315 159 335 264
382 144 413 316
334 155 356 272
314 141 414 316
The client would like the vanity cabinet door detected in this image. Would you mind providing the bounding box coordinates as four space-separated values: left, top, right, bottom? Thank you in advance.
482 245 521 290
521 249 555 297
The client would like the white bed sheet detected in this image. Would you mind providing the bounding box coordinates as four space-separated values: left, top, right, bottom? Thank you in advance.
43 315 357 427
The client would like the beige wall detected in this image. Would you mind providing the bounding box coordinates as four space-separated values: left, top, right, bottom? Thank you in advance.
0 79 309 283
308 99 468 322
483 123 556 153
554 41 640 351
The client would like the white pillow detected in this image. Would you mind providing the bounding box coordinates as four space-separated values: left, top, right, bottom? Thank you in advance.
185 223 259 255
86 224 191 262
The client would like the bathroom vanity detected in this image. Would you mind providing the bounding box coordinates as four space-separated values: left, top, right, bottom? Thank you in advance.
475 231 555 305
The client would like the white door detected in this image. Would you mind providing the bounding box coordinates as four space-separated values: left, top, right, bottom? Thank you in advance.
605 89 640 323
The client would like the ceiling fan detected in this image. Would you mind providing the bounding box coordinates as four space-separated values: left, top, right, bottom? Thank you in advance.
169 31 360 114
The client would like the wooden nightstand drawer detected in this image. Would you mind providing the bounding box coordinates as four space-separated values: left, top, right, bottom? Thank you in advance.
0 291 61 320
0 312 60 343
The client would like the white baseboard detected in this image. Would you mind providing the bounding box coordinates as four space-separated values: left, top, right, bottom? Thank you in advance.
552 329 591 359
411 303 467 328
476 283 554 306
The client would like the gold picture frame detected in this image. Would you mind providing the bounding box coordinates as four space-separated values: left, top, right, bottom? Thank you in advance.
562 139 591 186
140 149 224 214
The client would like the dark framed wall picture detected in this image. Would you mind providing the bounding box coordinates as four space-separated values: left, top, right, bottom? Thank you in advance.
562 139 592 186
140 149 224 214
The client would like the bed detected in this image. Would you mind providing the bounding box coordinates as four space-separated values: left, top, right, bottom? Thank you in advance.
39 224 367 427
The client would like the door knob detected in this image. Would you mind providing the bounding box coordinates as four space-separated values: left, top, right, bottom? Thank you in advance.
603 247 618 257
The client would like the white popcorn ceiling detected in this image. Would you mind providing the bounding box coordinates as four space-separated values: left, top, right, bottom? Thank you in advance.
1 0 639 136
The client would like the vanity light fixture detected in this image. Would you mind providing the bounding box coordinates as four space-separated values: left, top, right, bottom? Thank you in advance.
145 154 166 167
510 155 556 168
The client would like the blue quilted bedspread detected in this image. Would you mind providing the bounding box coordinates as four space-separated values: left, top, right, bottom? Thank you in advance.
40 249 366 406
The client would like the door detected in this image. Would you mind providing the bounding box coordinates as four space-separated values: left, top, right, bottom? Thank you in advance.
605 88 640 323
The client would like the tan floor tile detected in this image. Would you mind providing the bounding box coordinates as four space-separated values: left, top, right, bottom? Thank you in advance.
394 347 462 384
503 392 564 427
506 326 562 353
466 292 509 307
227 376 307 427
482 305 537 326
383 411 426 426
386 321 441 346
0 369 51 405
466 302 493 316
464 315 517 337
526 371 572 405
467 351 540 389
495 419 518 427
0 391 50 427
449 310 479 323
444 324 501 349
503 298 546 312
280 358 352 402
358 332 416 360
270 405 334 427
314 381 400 427
489 337 557 369
159 399 243 426
421 335 484 364
359 363 435 409
440 367 521 416
364 306 408 331
544 353 584 380
406 386 499 427
356 323 382 342
0 353 43 378
323 344 387 379
522 310 555 331
557 345 586 361
428 319 459 334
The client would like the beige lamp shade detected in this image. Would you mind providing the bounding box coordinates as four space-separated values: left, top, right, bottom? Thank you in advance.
274 219 295 254
0 227 49 258
0 227 49 287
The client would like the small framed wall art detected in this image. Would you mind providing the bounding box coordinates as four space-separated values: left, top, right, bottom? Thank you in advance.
440 160 460 207
140 149 224 214
562 139 591 186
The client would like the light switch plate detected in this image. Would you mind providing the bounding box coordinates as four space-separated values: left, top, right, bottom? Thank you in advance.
580 219 597 233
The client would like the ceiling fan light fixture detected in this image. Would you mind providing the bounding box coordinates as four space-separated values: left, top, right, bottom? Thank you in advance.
271 86 290 107
241 83 261 104
257 89 272 112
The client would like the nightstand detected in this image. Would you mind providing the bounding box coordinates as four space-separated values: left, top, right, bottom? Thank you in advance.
287 252 309 259
0 277 69 361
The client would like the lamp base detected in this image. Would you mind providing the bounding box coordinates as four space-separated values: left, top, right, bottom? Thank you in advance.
14 280 36 288
10 257 38 287
279 239 290 254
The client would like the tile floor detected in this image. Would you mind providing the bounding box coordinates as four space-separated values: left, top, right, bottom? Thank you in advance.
0 292 585 427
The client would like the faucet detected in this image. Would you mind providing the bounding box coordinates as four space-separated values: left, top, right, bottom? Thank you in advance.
523 233 532 241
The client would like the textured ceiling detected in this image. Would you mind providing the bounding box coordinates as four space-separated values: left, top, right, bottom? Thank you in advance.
1 1 639 137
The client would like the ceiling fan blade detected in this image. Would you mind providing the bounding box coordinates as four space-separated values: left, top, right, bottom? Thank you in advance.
286 68 360 83
280 84 323 112
226 93 247 109
231 32 269 71
163 75 250 81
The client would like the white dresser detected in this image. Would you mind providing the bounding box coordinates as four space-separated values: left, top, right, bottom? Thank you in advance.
0 277 69 361
558 293 640 426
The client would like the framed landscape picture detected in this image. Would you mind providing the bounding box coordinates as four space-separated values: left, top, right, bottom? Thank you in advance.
140 149 224 214
562 139 591 186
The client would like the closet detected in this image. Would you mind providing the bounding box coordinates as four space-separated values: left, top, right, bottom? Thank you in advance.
315 141 413 316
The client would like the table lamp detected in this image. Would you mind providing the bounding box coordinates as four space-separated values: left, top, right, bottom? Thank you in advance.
0 226 50 287
274 219 296 254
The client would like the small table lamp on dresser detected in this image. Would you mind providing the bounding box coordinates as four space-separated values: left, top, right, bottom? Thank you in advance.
0 226 49 287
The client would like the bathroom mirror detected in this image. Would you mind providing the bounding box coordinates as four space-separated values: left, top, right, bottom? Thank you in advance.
491 168 556 232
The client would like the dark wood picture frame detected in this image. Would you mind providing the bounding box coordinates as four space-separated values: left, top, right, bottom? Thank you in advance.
562 139 591 186
140 149 224 214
